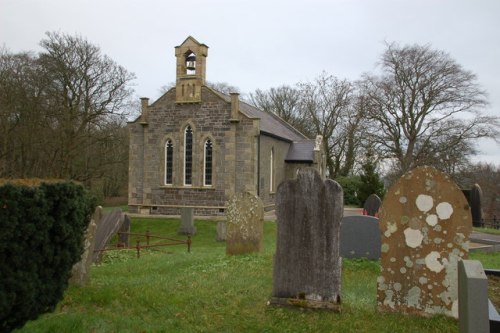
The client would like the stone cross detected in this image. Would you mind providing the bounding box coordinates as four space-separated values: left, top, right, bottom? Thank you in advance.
178 207 196 235
270 168 343 310
377 166 472 318
363 193 382 217
225 192 264 255
340 215 380 260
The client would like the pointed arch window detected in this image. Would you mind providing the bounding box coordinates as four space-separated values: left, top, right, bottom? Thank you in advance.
184 126 193 185
204 139 213 186
165 140 173 185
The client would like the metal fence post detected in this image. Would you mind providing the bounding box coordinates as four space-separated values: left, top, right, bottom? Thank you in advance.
136 240 140 258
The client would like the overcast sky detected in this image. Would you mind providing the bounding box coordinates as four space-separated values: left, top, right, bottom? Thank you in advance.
1 0 499 164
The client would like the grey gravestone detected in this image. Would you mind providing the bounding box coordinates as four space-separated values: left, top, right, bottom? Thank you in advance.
119 214 131 247
458 260 489 333
92 209 124 262
340 215 380 260
216 221 226 242
70 206 99 285
363 193 382 217
377 166 472 318
271 168 343 311
470 183 483 227
226 192 264 255
178 207 196 235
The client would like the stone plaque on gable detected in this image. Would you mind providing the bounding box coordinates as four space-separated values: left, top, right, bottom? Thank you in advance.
225 192 264 255
340 215 380 260
271 168 343 310
377 166 472 318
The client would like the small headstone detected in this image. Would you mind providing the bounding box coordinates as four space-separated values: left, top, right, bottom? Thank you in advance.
458 260 489 333
271 168 343 311
340 215 380 260
119 214 131 247
92 209 124 262
70 206 100 285
225 192 264 255
216 221 226 242
470 183 483 227
363 194 382 217
377 166 472 318
178 207 196 235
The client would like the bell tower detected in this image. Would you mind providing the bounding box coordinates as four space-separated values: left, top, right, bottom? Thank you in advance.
175 36 208 103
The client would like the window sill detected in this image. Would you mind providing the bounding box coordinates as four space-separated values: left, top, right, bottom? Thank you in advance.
159 185 217 190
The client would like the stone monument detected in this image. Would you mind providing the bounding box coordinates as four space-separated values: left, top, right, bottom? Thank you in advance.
270 168 343 310
377 166 472 318
363 193 382 217
178 207 196 235
470 183 483 227
340 215 380 260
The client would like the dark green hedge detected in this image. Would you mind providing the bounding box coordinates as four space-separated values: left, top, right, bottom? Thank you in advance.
0 182 95 333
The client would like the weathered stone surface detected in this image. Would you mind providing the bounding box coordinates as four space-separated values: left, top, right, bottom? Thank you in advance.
363 194 382 217
92 209 124 262
458 260 489 333
377 166 472 318
271 168 343 310
216 221 226 242
340 215 380 260
470 183 483 227
119 214 131 247
178 207 196 235
226 192 264 255
70 206 100 285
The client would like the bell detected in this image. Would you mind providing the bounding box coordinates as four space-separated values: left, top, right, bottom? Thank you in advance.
186 54 196 71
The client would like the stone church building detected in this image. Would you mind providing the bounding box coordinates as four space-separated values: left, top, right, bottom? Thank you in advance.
128 36 325 215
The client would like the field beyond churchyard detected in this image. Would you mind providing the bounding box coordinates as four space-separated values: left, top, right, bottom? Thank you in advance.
17 218 500 333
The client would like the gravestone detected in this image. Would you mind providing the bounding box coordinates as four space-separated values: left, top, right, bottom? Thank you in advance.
271 168 343 310
470 183 483 227
225 192 264 255
70 206 100 285
340 215 380 260
377 166 472 318
216 221 226 242
118 214 131 247
92 209 124 262
363 194 382 217
458 260 489 333
178 207 196 235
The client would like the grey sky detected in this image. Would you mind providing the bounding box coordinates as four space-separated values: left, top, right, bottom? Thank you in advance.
1 0 499 164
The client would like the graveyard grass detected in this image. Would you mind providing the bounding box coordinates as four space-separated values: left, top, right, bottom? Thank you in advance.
16 218 500 333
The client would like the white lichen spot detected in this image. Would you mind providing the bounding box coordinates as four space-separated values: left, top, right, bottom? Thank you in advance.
404 228 423 248
400 267 407 274
428 284 433 290
434 238 443 245
419 276 428 285
451 300 459 318
425 251 444 273
381 243 390 253
385 222 398 237
390 257 396 263
399 196 407 204
393 282 402 291
384 289 395 308
416 194 434 213
436 202 453 220
406 286 421 308
406 260 414 268
426 214 438 226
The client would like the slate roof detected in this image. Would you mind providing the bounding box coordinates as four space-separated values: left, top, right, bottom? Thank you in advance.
285 140 316 163
210 88 307 142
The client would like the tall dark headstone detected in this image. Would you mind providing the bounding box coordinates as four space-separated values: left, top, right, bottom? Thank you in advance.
470 183 483 227
377 166 472 318
340 215 380 260
119 214 131 247
363 193 382 217
271 168 343 311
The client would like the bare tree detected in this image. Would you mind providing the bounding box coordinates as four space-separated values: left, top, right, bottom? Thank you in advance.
249 85 314 137
361 42 498 173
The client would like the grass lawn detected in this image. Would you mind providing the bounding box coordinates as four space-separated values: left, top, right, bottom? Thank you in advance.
16 218 500 333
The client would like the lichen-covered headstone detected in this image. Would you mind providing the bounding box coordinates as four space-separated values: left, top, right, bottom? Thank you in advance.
470 183 483 227
70 206 100 285
271 168 343 310
178 207 196 235
340 215 380 260
363 193 382 217
377 166 471 318
226 192 263 255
